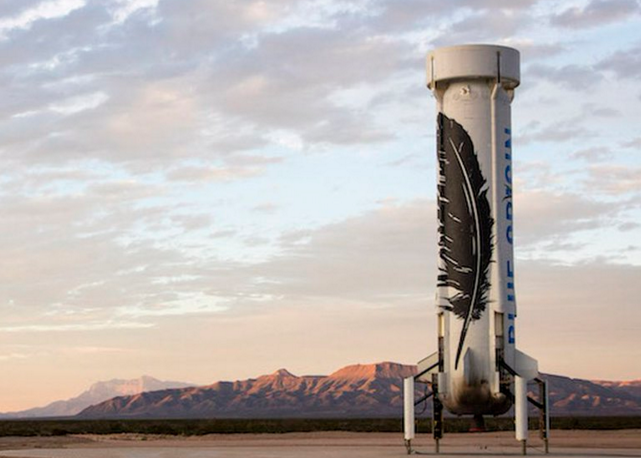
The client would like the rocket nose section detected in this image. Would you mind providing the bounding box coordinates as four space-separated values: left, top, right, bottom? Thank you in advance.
427 44 520 89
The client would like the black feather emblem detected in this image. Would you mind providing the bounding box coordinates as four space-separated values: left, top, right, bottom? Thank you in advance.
436 113 493 370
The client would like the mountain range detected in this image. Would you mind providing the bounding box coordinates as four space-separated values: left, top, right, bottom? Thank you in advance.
2 363 640 419
78 363 415 419
78 363 641 419
0 376 193 418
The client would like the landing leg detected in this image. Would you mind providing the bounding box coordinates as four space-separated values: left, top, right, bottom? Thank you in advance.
403 377 415 454
432 373 443 454
515 376 528 455
537 378 550 454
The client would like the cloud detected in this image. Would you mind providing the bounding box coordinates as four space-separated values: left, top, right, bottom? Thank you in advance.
581 103 621 118
168 214 213 232
515 190 617 244
0 189 612 332
516 259 641 379
519 122 592 145
570 146 612 161
618 221 639 231
549 0 640 29
48 91 108 115
0 352 30 361
0 321 154 333
166 166 262 182
370 0 541 34
108 0 158 25
526 63 600 90
85 179 159 201
464 0 540 9
0 192 639 409
621 137 641 148
252 203 279 214
512 42 567 61
206 27 411 143
0 0 423 170
0 176 221 324
584 164 641 194
600 43 641 78
171 203 641 381
431 9 530 46
0 0 86 38
249 201 435 305
156 0 300 45
238 193 626 306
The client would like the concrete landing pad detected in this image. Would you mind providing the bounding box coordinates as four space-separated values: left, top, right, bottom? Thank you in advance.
0 430 639 458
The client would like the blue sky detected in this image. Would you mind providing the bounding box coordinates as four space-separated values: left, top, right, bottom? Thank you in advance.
0 0 640 411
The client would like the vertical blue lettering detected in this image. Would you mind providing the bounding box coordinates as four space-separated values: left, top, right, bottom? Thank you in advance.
504 127 516 307
504 128 512 160
507 261 515 302
507 313 515 344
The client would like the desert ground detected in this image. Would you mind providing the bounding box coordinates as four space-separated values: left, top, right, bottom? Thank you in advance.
0 430 640 458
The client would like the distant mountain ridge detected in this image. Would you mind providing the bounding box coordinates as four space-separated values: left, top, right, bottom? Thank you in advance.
592 380 641 399
548 375 641 415
78 362 415 419
0 376 193 419
77 363 641 419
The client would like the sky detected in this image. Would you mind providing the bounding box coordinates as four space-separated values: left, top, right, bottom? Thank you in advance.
0 0 640 412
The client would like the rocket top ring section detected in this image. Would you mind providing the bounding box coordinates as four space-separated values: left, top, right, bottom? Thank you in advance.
427 44 520 90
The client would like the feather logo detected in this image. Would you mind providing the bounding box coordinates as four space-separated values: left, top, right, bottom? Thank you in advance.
436 113 493 370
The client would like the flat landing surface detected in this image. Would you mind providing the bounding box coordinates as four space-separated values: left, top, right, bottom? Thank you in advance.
0 430 640 458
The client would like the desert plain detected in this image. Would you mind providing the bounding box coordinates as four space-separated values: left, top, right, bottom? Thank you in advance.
0 430 639 458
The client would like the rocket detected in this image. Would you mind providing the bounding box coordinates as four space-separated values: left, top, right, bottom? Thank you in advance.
404 45 548 454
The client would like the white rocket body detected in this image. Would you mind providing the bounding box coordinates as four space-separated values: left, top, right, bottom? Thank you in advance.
417 45 538 416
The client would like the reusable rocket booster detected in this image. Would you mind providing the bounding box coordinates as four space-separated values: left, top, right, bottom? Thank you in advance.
404 45 548 454
429 45 538 414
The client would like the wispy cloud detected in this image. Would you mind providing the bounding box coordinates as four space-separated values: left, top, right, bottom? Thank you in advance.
526 63 600 90
108 0 158 24
0 0 86 38
600 43 641 78
585 165 641 194
166 166 262 182
49 91 108 115
549 0 641 29
0 321 153 333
